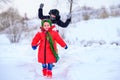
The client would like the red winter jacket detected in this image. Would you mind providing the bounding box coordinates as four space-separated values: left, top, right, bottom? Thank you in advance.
31 26 67 63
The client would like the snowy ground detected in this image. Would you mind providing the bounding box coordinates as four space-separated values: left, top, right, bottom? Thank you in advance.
0 17 120 80
0 39 120 80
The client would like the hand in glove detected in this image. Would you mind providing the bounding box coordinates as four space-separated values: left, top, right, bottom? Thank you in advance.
40 3 44 9
64 45 68 49
32 46 37 50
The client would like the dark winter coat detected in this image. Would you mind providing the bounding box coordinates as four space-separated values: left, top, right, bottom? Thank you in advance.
31 26 67 63
38 8 71 28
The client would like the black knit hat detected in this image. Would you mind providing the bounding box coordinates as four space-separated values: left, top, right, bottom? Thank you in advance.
49 9 60 17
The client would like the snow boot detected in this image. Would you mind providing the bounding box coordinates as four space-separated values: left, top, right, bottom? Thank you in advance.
42 68 47 76
47 70 52 78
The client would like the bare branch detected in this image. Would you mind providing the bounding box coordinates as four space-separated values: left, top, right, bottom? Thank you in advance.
0 0 11 8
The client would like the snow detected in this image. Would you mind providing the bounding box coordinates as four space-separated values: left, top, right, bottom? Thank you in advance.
0 17 120 80
66 46 120 80
65 17 120 45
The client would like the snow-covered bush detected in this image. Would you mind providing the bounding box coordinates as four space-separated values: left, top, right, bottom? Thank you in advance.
110 4 120 17
64 4 120 23
98 7 109 19
83 13 90 20
0 7 27 43
6 22 28 43
80 40 106 47
110 40 120 46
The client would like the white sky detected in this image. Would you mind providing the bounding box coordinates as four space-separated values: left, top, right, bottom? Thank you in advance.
11 0 120 18
12 0 41 18
12 0 57 18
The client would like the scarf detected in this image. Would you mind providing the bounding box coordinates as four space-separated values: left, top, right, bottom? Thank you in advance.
46 32 59 62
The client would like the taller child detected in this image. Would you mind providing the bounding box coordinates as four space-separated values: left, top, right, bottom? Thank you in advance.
38 3 71 28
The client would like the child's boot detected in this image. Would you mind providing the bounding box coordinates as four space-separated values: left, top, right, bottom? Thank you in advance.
42 68 47 76
47 70 52 78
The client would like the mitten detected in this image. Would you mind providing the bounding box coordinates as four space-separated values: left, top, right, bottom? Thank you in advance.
65 45 68 49
40 3 44 9
32 46 37 50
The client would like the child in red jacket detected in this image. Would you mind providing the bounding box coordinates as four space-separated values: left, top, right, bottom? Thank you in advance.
31 19 68 78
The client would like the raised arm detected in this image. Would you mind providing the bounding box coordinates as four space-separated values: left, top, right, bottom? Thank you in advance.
38 3 50 19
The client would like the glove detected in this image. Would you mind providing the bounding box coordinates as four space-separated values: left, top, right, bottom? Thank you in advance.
65 45 68 49
67 13 71 19
32 46 37 50
40 3 44 9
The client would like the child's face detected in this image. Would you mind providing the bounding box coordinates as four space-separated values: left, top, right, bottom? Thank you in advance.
43 22 51 31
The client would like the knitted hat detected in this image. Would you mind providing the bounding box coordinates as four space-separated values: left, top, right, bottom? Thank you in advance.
41 19 52 27
49 9 60 17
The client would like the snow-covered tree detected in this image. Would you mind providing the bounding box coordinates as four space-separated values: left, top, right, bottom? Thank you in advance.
0 7 27 43
0 7 22 31
0 0 11 8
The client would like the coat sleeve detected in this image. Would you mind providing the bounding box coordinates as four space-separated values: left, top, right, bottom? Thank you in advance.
31 32 41 46
54 31 67 47
38 8 50 19
57 18 71 28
